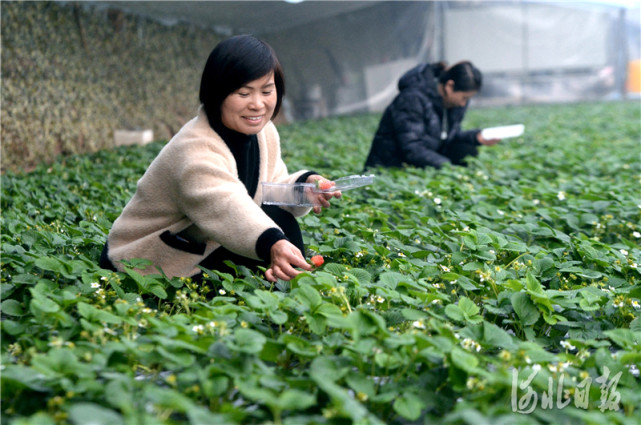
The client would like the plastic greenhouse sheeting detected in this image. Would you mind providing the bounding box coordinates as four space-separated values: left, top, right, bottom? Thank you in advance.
95 0 640 120
258 1 639 119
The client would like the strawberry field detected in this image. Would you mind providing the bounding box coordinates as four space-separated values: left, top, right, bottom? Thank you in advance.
1 101 640 425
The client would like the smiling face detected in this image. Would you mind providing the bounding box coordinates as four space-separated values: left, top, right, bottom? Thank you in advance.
220 72 277 135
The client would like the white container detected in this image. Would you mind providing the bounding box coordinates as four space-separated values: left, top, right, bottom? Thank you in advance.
114 129 154 147
481 124 524 140
114 130 154 146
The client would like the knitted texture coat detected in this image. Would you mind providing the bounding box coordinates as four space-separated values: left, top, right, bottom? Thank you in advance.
364 63 480 169
106 108 311 278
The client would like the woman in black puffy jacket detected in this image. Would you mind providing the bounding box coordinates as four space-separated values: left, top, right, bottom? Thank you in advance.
364 61 500 170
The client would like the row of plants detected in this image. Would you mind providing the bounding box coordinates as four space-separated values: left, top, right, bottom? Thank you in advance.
1 101 640 424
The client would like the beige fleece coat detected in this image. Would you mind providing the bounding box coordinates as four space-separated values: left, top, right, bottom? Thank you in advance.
106 108 311 278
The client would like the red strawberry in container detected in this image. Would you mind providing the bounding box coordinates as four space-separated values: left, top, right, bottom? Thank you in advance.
316 180 334 191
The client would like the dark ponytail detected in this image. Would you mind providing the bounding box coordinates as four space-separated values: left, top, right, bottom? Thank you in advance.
431 61 448 80
437 61 482 92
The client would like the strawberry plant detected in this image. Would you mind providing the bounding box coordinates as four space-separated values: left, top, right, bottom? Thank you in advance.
2 101 640 425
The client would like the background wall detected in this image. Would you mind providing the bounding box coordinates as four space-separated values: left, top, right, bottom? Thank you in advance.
1 1 221 172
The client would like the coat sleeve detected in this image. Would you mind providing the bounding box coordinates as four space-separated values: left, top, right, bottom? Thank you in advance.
455 129 481 145
389 92 451 169
448 106 480 146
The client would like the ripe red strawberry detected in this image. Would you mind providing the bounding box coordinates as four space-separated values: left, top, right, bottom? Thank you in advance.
317 180 333 190
310 255 324 267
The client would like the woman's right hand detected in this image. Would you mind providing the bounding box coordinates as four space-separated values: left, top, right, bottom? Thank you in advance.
477 133 501 146
265 239 312 282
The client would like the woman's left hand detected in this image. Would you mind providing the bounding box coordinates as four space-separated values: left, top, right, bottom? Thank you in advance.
306 174 342 214
265 239 311 282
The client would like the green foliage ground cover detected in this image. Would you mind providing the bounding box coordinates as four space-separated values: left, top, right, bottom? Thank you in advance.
1 101 640 425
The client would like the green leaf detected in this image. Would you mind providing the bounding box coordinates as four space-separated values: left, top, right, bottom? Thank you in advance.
34 257 66 274
454 276 478 291
459 296 480 317
275 389 316 411
1 299 24 316
445 297 482 324
347 268 372 284
148 284 168 299
269 309 288 325
247 289 280 310
603 329 641 349
188 407 236 425
304 311 327 335
232 328 266 354
202 376 230 398
104 377 135 414
450 346 479 372
309 357 368 421
483 321 517 350
77 302 122 324
156 346 194 367
294 285 322 310
68 403 124 425
378 271 405 289
393 392 426 420
281 334 320 357
345 372 376 398
511 292 540 326
350 309 387 336
29 293 60 315
401 308 429 321
525 272 544 295
1 364 51 392
144 386 195 411
316 302 343 318
558 266 602 279
445 304 465 322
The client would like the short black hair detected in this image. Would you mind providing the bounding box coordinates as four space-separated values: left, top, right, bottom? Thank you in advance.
199 35 285 128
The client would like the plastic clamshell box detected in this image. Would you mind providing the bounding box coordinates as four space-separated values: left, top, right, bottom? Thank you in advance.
261 182 318 207
315 174 375 192
262 174 375 207
481 124 525 140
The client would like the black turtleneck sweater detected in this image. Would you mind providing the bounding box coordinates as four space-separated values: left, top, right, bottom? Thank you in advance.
212 121 316 263
212 121 261 197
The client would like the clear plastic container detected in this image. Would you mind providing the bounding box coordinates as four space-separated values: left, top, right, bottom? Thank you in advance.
481 124 524 140
313 174 376 193
261 174 375 206
261 182 318 207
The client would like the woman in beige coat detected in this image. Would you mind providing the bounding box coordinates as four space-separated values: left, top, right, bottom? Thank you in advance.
100 35 339 283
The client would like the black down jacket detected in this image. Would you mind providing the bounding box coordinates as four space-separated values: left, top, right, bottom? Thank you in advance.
364 63 480 169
